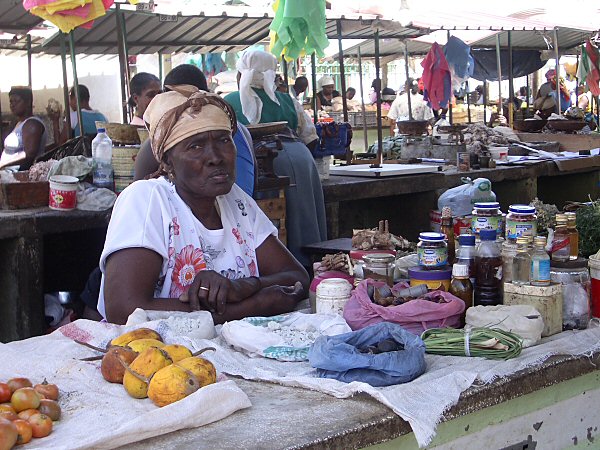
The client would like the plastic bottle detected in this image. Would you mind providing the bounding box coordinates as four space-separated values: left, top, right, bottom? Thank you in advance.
474 229 503 306
449 264 473 325
456 234 476 285
92 128 114 190
531 236 551 286
551 214 570 262
512 236 532 285
566 213 579 260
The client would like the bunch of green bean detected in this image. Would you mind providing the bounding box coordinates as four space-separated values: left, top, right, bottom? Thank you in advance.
421 327 523 360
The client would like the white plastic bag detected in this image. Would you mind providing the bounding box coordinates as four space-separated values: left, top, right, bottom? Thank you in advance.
126 308 216 340
466 305 544 347
437 177 496 216
220 312 351 361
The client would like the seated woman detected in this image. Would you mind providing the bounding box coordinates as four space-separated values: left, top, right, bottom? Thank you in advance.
128 72 162 126
99 86 309 324
134 64 256 197
223 50 327 267
0 86 47 170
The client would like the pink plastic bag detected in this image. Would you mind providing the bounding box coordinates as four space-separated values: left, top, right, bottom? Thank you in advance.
343 279 465 335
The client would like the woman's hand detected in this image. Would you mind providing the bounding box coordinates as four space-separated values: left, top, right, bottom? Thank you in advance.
179 270 232 315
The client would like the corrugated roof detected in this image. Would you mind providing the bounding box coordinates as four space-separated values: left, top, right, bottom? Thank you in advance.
0 0 43 34
34 7 425 56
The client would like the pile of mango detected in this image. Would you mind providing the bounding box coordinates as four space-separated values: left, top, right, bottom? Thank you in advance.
80 328 216 407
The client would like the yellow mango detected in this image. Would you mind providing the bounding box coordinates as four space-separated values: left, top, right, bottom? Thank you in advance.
123 347 173 399
110 328 162 347
148 365 200 407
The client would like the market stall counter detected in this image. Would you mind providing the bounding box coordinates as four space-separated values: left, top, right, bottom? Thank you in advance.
322 158 600 240
0 207 111 342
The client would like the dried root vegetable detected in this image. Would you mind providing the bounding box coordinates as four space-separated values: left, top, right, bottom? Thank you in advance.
352 220 414 251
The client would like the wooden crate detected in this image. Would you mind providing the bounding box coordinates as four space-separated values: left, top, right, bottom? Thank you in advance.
0 171 49 210
503 282 563 336
255 190 286 245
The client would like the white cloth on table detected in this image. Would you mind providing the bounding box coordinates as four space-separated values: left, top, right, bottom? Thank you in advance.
387 92 434 122
97 177 276 318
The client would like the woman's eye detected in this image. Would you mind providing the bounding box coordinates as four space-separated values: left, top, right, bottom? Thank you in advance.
222 137 232 143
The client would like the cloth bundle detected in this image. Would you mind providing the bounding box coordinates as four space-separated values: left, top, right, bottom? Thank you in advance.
421 42 452 110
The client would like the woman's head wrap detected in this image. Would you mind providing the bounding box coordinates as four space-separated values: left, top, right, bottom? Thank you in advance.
143 84 236 167
236 50 279 124
319 75 334 89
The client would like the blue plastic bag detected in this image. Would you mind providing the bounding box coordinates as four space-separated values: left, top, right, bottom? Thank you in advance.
308 322 426 387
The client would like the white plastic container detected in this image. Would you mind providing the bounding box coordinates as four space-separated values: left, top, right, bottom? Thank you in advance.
92 128 114 190
316 278 353 316
314 156 332 180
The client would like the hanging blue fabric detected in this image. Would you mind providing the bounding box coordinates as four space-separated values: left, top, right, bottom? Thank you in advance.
443 36 474 91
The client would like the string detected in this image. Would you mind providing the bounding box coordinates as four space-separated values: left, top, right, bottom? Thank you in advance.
464 329 471 357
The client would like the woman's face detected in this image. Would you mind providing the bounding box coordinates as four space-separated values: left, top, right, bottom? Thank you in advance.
9 94 28 117
166 129 237 199
133 80 162 116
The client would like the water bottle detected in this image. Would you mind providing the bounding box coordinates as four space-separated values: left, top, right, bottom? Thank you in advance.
92 128 114 190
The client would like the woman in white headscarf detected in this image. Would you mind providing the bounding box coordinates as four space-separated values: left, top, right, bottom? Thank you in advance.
224 49 327 267
315 75 340 110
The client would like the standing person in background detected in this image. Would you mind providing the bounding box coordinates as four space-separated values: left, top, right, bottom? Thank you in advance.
369 78 381 104
291 76 309 99
387 78 434 135
224 50 327 266
50 84 107 145
315 75 340 110
275 74 289 93
0 86 47 170
128 72 162 126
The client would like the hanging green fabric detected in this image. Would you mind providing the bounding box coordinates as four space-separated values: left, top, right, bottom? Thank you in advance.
269 0 329 61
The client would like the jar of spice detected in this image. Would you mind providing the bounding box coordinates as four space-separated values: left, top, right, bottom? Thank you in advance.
505 205 537 242
417 232 448 269
550 259 590 330
472 202 503 237
362 253 396 286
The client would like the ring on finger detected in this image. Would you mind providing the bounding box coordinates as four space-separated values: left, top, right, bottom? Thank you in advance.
199 286 210 292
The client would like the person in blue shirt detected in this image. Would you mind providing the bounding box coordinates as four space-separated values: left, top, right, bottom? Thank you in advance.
134 64 255 197
50 84 108 144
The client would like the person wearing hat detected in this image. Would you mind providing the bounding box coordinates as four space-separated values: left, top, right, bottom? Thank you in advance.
316 75 341 110
224 50 327 267
387 78 434 135
533 69 571 118
99 86 309 324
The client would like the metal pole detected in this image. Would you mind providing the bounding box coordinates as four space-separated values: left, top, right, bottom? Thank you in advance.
575 53 579 100
404 41 413 121
374 30 383 168
508 30 514 128
483 79 488 123
60 33 71 134
68 32 84 139
116 3 130 123
311 53 318 124
466 81 471 122
158 51 163 85
554 28 561 114
281 55 289 87
526 74 530 110
336 20 348 122
447 31 452 125
26 34 32 88
495 34 503 119
357 45 368 152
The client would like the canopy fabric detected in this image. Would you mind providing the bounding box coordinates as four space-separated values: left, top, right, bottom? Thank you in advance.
471 49 546 82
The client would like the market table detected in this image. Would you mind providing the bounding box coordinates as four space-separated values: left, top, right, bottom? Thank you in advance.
121 350 600 449
0 207 111 342
322 157 600 240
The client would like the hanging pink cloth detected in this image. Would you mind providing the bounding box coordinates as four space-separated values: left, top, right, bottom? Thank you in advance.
421 42 452 110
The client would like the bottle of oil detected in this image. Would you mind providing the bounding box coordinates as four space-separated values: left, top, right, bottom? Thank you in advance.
474 229 503 306
530 236 551 286
511 236 532 285
566 213 579 260
440 206 455 264
551 214 571 262
450 264 473 325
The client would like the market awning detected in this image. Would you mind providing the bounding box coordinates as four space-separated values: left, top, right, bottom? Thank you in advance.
33 5 425 56
0 0 43 34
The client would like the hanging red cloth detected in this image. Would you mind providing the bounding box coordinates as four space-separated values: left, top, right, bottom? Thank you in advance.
586 39 600 97
421 42 452 110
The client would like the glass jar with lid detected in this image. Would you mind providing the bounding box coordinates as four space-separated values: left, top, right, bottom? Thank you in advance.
505 205 537 242
362 253 396 286
550 258 591 330
417 232 448 269
471 202 503 237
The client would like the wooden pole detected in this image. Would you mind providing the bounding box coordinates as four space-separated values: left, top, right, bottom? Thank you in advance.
311 53 318 124
158 52 163 85
466 81 471 123
337 20 348 122
447 30 453 125
495 34 503 118
26 34 32 88
483 79 488 123
281 55 289 87
116 3 130 123
374 30 383 168
508 30 514 128
357 45 368 152
404 40 413 121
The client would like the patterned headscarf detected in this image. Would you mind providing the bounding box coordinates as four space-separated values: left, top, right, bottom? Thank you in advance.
143 85 236 168
236 50 279 124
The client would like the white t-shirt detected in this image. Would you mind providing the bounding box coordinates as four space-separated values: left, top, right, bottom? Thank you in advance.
97 177 277 318
387 92 434 122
